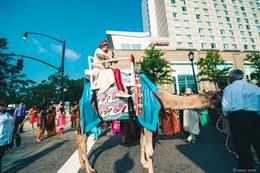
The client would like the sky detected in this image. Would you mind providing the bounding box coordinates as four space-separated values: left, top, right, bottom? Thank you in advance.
0 0 143 83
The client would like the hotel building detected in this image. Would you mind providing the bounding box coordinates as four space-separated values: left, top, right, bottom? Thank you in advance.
105 0 260 94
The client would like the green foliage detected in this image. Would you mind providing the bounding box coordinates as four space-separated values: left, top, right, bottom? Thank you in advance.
245 52 260 80
197 50 231 90
21 72 84 108
136 44 172 84
0 37 35 103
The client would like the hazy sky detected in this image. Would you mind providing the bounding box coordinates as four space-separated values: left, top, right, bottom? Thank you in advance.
0 0 143 82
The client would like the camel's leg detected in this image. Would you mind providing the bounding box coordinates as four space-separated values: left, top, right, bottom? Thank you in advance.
144 128 154 173
140 128 147 167
76 134 96 173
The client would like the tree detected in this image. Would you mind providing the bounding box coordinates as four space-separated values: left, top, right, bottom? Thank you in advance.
245 52 260 80
197 50 231 90
0 37 35 103
136 44 172 84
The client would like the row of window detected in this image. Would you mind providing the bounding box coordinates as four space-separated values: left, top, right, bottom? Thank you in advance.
175 42 256 50
121 44 141 50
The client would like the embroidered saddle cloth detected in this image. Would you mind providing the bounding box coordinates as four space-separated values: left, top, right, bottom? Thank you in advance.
96 73 143 121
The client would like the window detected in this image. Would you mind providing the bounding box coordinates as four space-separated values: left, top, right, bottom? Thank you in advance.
195 8 199 13
205 15 210 21
182 6 187 12
230 37 235 42
210 36 215 41
176 34 182 41
245 18 249 23
222 36 226 42
198 28 204 34
215 10 220 15
173 12 178 18
208 29 213 34
219 23 224 28
235 11 240 16
175 27 180 33
233 6 238 10
201 43 206 48
200 35 205 41
220 29 225 35
242 38 247 43
214 4 218 8
232 44 237 49
255 20 259 25
188 42 193 48
237 18 241 23
248 31 252 36
241 6 245 11
224 10 228 15
196 14 200 19
226 17 230 22
204 8 209 14
211 43 216 48
217 16 222 22
240 31 245 36
171 0 176 4
222 4 227 9
121 44 131 49
244 45 248 49
243 12 247 17
177 42 182 47
207 22 212 27
132 44 141 50
246 25 251 30
197 21 202 27
184 20 189 26
252 45 256 50
250 38 254 43
177 75 197 93
229 30 234 36
227 23 232 29
238 24 243 29
223 44 228 49
186 35 192 40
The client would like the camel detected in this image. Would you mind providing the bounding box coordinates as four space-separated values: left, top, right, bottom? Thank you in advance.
75 56 216 173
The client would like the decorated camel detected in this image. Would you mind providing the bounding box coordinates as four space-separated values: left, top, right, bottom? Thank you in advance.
75 55 215 173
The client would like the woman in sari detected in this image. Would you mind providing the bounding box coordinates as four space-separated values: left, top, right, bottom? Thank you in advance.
46 105 56 137
37 105 48 142
28 106 38 132
56 102 66 135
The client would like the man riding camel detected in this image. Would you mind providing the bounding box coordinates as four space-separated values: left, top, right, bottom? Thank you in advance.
93 41 130 98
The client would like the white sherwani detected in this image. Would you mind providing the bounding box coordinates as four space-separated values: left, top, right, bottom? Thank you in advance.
93 48 115 93
183 110 200 135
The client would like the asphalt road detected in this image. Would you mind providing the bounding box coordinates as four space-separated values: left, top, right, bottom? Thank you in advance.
79 128 238 173
3 120 257 173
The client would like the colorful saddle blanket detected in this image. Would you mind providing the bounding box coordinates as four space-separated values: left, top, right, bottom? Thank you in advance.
96 73 143 121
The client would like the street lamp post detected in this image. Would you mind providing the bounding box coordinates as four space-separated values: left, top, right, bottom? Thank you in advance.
188 50 198 93
23 32 66 101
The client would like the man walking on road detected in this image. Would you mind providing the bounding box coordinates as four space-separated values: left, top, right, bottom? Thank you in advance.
13 103 26 133
222 69 260 172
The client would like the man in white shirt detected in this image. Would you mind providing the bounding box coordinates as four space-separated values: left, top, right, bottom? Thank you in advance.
93 41 130 97
222 69 260 171
0 100 14 171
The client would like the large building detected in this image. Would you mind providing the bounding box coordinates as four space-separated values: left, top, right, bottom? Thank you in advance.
105 0 260 94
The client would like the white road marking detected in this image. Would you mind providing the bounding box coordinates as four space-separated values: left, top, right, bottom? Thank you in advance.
57 133 95 173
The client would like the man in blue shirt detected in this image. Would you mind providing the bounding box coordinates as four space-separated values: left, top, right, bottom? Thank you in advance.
13 103 26 133
222 69 260 171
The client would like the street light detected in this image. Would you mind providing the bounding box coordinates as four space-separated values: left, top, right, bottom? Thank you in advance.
22 32 66 101
188 50 198 93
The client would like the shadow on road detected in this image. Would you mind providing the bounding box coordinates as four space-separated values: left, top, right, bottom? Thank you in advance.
175 128 237 173
3 140 68 173
89 134 138 169
114 152 134 173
